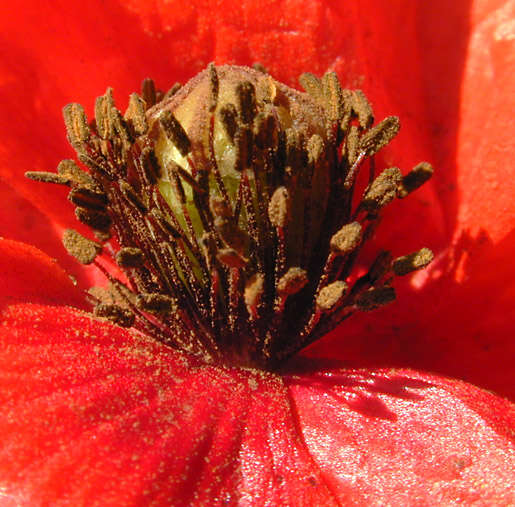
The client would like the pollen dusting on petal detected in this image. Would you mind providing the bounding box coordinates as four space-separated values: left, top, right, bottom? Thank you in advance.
28 64 434 370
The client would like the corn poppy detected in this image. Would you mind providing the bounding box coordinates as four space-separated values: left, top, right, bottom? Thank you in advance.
0 0 514 505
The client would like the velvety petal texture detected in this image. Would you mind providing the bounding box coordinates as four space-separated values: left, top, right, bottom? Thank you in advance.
1 302 514 505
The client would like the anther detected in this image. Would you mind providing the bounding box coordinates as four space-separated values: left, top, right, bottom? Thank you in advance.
75 207 112 231
244 273 264 319
321 71 344 123
216 247 248 268
330 222 362 254
351 90 374 129
236 81 257 125
398 162 434 198
159 110 191 156
276 267 308 296
393 248 434 276
268 187 290 228
356 286 396 311
345 125 360 167
94 303 135 327
63 103 90 149
362 167 402 211
62 229 102 265
68 187 108 210
316 281 348 312
359 116 400 156
299 72 323 101
252 62 268 74
125 93 148 136
141 78 157 109
95 88 116 139
25 171 71 186
255 75 276 104
119 181 147 214
116 247 145 268
57 159 95 186
136 293 175 315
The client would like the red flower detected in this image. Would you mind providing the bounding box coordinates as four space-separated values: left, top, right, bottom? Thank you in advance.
1 0 514 505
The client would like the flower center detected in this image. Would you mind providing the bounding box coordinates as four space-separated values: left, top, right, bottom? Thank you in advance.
27 64 433 370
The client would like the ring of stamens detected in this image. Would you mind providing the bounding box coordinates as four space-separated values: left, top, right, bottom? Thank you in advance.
27 64 433 370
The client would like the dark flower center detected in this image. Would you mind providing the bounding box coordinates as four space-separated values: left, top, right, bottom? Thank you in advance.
27 64 433 370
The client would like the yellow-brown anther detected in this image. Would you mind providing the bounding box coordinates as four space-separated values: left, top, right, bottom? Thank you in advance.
62 229 102 265
57 159 95 186
321 71 344 123
359 116 400 156
351 89 374 129
362 167 403 211
216 247 247 268
244 273 265 319
330 222 362 254
299 72 323 101
63 103 90 148
136 293 175 315
25 171 71 186
357 286 396 311
316 281 348 312
116 247 145 268
277 267 308 296
94 303 135 328
398 162 434 198
125 93 148 136
393 248 434 276
268 187 290 228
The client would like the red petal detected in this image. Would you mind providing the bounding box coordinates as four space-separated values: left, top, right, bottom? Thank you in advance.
0 305 336 505
286 365 515 505
1 305 514 504
0 239 85 308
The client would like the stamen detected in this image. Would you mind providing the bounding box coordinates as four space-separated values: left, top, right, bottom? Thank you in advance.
393 248 434 276
361 167 402 211
62 229 102 265
356 286 396 311
136 293 175 315
159 111 191 157
116 247 145 268
63 103 90 148
398 161 434 198
359 116 400 156
94 303 135 328
350 90 374 129
316 281 348 312
25 171 71 186
30 64 434 370
124 93 148 136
